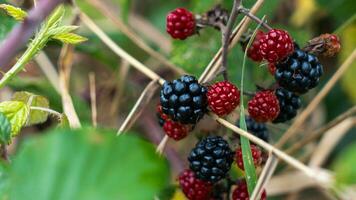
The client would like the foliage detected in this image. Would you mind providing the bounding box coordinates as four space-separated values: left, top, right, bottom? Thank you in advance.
0 101 29 138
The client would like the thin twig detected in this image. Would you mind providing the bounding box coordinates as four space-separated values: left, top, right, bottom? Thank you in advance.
117 80 160 134
89 72 97 128
286 106 356 154
79 12 165 85
87 0 184 75
0 0 65 68
156 135 169 155
30 106 62 118
238 8 272 30
277 49 356 147
221 0 241 80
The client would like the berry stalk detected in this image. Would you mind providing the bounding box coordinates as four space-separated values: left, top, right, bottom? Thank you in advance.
238 8 272 30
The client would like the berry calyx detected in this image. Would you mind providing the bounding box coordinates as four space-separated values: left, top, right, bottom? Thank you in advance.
179 169 213 200
232 179 267 200
235 145 262 170
248 90 280 122
247 30 265 62
163 120 190 141
166 8 196 40
274 49 323 94
259 29 294 63
160 75 208 124
273 87 301 123
207 81 240 116
188 136 234 183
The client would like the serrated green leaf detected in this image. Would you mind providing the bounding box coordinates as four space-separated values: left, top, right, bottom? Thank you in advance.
0 101 29 137
44 5 65 28
11 91 49 126
53 32 88 44
0 4 27 21
0 112 11 145
47 25 79 36
0 128 170 200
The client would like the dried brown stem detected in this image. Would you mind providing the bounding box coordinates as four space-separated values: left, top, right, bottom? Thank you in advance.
238 8 272 30
89 72 97 128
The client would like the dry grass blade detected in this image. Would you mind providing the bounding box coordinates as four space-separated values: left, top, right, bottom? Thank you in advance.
286 106 356 154
87 0 184 75
35 51 61 93
277 49 356 147
212 114 333 185
117 80 160 134
79 11 165 85
110 60 130 115
156 135 169 155
266 170 332 196
309 117 355 167
250 153 279 200
58 43 81 128
89 72 97 128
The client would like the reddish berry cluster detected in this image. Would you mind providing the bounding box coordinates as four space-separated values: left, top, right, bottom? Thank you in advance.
247 30 265 62
207 81 240 116
235 145 262 170
166 8 196 40
179 169 213 200
248 90 280 122
232 179 266 200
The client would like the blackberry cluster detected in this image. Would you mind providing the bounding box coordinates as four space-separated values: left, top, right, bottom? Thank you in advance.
275 49 323 94
188 136 234 183
273 87 302 123
160 75 208 124
166 8 196 40
156 105 168 126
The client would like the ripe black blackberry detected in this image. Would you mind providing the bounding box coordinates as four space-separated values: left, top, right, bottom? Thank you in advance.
273 87 302 123
237 117 269 143
188 136 234 183
160 75 208 124
275 49 323 94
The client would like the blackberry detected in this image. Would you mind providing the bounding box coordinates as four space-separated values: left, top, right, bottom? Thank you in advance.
156 104 169 126
160 75 208 124
235 145 262 170
273 87 302 123
179 169 213 200
188 136 234 183
166 8 196 40
248 90 280 122
275 49 323 94
237 117 269 142
232 179 267 200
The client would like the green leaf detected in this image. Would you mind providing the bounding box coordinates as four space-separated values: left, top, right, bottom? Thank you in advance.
44 5 65 28
0 101 29 137
47 25 79 36
1 127 170 200
58 114 70 128
0 112 11 145
53 32 88 44
0 4 27 21
333 143 356 186
12 91 49 126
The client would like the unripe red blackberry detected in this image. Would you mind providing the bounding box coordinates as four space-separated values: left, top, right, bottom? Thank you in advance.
235 145 262 170
232 179 267 200
207 81 240 117
179 169 213 200
268 63 276 75
156 104 169 126
166 8 196 40
248 90 280 122
247 30 264 62
163 120 190 141
259 29 294 63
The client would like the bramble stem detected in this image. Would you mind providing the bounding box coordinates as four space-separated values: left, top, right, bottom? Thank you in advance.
221 0 242 81
238 8 272 30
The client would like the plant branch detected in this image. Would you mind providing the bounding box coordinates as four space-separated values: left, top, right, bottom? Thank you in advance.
30 106 62 118
238 8 272 30
0 0 65 68
221 0 241 81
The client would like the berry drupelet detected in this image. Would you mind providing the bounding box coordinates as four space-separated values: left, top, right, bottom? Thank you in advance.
237 116 269 142
179 169 213 200
248 90 280 122
188 136 234 183
160 75 208 125
274 49 323 94
156 104 169 126
207 81 240 117
235 145 263 170
166 8 196 40
247 30 265 62
273 87 302 123
259 29 294 63
163 120 190 141
232 179 267 200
